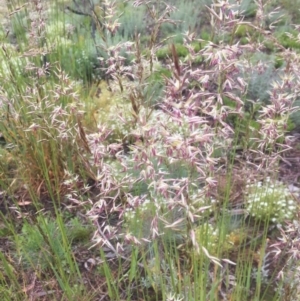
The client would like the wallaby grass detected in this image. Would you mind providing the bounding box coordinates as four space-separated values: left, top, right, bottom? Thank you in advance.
0 0 300 300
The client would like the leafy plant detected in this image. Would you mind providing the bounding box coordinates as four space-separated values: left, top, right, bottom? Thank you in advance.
276 31 300 49
16 217 68 271
67 216 93 243
246 178 298 223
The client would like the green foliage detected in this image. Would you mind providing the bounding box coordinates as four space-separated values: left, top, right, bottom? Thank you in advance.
274 55 284 69
200 30 211 41
223 96 261 151
246 179 298 223
52 42 98 83
277 31 300 49
193 219 249 260
16 216 92 271
0 147 17 191
235 114 261 150
290 99 300 129
194 223 222 256
148 67 171 83
156 43 203 60
0 223 11 237
191 41 202 52
45 11 101 82
0 43 27 83
16 217 68 271
156 43 188 60
122 156 198 197
118 3 146 39
234 24 255 38
240 36 249 45
124 200 157 238
276 0 300 23
264 40 276 52
9 12 28 44
246 53 280 103
67 217 93 243
144 67 170 106
235 0 257 18
160 0 211 39
286 118 296 132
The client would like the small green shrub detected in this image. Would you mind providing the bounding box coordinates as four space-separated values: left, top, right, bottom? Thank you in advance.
156 43 201 60
148 67 172 82
0 223 11 238
200 30 211 41
286 118 296 132
274 56 284 69
118 4 146 39
194 222 235 258
242 4 257 18
191 41 202 52
246 53 281 103
277 31 300 49
45 13 101 82
67 217 93 243
53 43 98 83
264 40 275 52
160 0 207 38
156 47 171 60
234 24 254 38
246 178 298 223
16 216 92 271
276 0 300 23
16 218 67 270
290 99 300 129
156 44 187 60
239 36 249 45
124 197 186 244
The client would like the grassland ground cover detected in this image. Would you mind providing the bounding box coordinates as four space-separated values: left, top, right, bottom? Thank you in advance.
1 0 300 300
